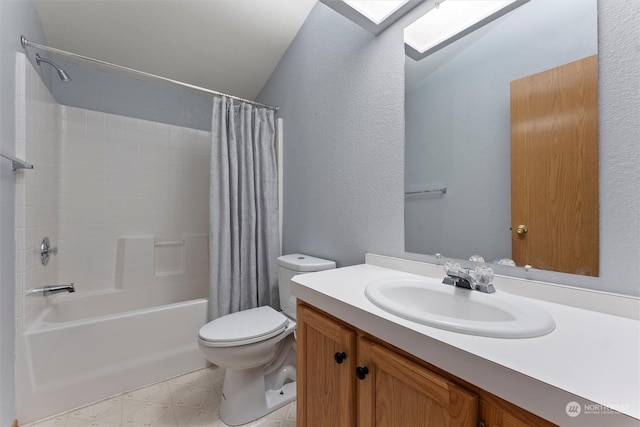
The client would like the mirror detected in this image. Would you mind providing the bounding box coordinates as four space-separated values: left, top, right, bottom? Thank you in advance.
404 0 599 276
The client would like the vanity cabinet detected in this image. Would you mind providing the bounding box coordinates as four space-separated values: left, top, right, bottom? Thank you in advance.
479 399 557 427
297 303 477 426
297 302 557 427
296 301 357 426
358 337 478 426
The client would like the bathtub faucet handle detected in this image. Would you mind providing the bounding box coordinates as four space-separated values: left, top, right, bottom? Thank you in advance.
40 236 58 266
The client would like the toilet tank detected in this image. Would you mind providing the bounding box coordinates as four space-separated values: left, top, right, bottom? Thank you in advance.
277 254 336 319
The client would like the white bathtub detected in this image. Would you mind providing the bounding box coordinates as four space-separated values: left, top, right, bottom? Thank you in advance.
17 285 209 423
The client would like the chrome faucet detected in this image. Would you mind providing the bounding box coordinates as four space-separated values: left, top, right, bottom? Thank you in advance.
27 283 75 296
443 269 495 294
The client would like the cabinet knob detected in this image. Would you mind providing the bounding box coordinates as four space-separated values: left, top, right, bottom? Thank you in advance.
334 352 347 364
356 366 369 380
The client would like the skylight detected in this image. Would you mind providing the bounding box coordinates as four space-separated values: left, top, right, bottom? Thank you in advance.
343 1 410 25
405 0 529 60
320 0 425 35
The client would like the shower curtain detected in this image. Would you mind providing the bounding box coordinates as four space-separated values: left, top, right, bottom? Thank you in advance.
209 97 280 319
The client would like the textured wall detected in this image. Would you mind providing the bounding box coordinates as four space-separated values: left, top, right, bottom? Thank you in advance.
257 2 406 268
597 0 640 290
257 0 640 296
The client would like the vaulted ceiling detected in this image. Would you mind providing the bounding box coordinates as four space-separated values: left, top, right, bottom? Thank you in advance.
33 0 317 100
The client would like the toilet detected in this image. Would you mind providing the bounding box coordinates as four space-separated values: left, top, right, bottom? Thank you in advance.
198 253 336 426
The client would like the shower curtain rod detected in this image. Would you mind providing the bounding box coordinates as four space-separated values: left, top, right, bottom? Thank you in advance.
20 36 279 112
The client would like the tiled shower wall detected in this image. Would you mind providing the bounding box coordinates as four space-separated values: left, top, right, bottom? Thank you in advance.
56 107 211 294
15 53 60 334
15 53 211 331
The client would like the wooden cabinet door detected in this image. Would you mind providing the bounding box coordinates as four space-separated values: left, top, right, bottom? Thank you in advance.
296 304 356 427
358 338 478 427
480 399 557 427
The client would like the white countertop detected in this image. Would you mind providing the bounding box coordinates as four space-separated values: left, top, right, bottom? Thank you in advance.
291 260 640 427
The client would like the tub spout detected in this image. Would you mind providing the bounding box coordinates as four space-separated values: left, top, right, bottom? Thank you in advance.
28 283 75 296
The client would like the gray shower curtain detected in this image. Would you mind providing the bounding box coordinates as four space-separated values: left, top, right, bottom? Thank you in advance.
209 97 280 320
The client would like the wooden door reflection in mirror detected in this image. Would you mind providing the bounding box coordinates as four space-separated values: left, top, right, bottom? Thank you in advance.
511 55 599 276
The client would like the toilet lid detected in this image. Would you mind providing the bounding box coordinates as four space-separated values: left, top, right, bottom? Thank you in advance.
199 306 288 346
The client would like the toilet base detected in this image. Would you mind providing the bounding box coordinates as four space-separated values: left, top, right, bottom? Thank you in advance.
219 367 296 426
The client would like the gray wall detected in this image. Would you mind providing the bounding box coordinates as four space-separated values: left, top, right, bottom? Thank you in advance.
257 2 406 268
0 1 50 424
52 59 212 131
257 0 640 296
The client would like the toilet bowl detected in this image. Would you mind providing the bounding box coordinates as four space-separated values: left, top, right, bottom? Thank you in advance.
198 254 335 426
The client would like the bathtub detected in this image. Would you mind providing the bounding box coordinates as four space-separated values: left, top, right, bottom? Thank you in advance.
17 285 209 423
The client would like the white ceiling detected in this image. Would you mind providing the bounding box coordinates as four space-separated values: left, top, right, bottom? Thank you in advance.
33 0 317 100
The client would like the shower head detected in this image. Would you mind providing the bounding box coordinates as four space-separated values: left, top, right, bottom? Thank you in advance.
35 53 71 82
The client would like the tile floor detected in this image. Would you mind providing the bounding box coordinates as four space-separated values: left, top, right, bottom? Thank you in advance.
24 367 296 427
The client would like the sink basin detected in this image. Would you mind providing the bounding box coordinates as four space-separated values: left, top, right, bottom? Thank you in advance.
365 277 555 338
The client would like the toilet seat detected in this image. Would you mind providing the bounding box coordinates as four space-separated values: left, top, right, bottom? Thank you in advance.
199 306 289 347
